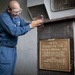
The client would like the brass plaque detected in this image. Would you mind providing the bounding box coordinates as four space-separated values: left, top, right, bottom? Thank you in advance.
39 39 70 72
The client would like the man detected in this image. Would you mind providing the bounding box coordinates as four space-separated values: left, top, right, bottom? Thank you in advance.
0 0 43 75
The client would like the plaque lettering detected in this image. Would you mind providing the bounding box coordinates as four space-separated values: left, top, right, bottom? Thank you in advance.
39 39 70 72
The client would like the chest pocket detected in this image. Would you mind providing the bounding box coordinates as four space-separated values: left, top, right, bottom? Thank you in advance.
12 18 20 27
17 21 20 26
14 21 20 27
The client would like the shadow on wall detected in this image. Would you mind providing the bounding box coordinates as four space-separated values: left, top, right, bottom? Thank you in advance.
0 0 10 14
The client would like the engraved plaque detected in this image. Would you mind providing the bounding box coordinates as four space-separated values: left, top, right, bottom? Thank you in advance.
39 39 71 72
51 0 75 11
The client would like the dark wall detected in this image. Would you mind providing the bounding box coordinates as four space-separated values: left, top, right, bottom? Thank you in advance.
37 19 74 75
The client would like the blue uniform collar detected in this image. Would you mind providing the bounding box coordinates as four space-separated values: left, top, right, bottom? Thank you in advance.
6 10 19 19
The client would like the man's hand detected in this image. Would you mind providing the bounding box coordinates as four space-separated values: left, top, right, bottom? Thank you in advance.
30 20 43 29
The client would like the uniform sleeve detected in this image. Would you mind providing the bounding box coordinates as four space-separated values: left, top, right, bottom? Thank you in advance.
20 17 30 26
0 15 31 36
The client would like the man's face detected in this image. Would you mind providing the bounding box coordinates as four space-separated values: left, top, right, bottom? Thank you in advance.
8 7 22 18
8 1 22 18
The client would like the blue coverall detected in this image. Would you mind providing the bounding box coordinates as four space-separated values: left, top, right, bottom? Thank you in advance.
0 10 31 75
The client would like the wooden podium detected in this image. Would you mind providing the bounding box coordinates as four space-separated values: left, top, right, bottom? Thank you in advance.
37 16 74 75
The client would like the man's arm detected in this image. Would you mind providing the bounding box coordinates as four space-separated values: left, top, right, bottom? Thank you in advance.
20 17 43 29
0 15 42 36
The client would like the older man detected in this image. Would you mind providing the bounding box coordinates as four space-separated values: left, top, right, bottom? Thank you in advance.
0 0 42 75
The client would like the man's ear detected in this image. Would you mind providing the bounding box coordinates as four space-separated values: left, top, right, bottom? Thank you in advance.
7 8 10 12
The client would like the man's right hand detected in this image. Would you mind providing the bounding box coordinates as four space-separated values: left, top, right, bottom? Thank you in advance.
30 19 43 29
